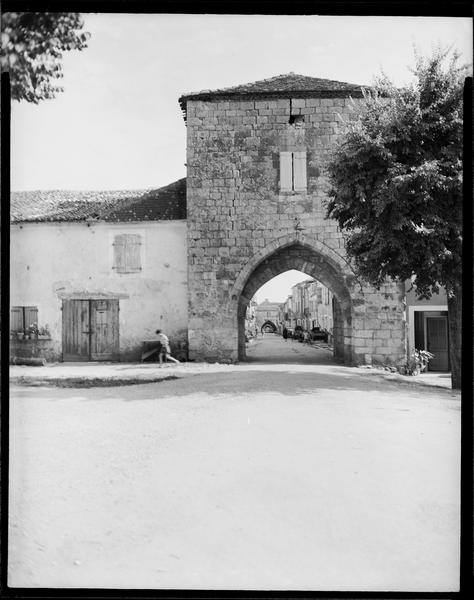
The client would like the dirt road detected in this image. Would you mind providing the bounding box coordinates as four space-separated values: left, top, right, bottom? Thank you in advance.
9 355 460 590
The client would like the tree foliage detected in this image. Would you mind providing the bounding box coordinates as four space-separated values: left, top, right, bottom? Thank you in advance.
1 12 90 103
326 48 467 300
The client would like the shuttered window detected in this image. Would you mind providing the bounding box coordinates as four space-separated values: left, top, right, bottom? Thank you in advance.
279 152 293 191
293 151 307 191
279 151 307 192
11 306 38 333
113 234 142 273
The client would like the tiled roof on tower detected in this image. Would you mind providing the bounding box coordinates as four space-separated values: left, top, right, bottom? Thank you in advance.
178 72 368 120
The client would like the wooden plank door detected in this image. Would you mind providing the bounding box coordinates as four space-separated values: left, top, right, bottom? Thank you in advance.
62 300 90 361
90 299 119 361
426 315 449 371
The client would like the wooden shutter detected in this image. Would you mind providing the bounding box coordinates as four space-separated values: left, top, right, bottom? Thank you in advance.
113 234 127 273
24 306 38 329
114 234 141 273
279 152 293 191
11 307 24 332
293 151 307 192
124 234 142 272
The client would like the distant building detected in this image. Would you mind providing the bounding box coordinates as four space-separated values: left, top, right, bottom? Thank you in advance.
245 299 258 338
307 281 333 335
279 279 333 338
254 299 282 333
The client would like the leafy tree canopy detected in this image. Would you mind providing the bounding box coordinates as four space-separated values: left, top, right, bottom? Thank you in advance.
326 48 468 300
1 12 90 103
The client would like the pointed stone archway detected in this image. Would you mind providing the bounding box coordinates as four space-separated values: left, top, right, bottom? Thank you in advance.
187 231 406 366
235 235 355 362
260 320 277 333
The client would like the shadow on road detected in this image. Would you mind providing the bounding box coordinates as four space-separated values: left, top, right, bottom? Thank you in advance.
11 366 455 401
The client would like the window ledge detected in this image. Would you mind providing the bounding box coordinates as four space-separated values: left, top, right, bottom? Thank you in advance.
279 190 308 196
11 335 52 341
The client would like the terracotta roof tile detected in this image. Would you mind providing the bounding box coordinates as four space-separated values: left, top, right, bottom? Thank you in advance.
11 178 186 223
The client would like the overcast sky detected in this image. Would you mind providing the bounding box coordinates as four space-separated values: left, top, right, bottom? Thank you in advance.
10 13 472 302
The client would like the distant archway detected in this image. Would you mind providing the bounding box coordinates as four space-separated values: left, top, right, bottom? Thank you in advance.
261 320 277 333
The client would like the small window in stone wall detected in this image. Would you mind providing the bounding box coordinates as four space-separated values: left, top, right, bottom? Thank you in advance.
113 234 142 273
289 114 305 127
280 151 307 192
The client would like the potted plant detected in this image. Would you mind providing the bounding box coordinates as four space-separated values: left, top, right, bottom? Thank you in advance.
27 322 39 339
38 325 51 339
403 349 435 376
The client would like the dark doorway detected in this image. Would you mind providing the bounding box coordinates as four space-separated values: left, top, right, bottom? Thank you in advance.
414 310 449 372
62 299 119 361
426 315 449 372
261 320 277 333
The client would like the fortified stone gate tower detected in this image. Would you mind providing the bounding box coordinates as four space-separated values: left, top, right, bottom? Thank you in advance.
179 73 406 364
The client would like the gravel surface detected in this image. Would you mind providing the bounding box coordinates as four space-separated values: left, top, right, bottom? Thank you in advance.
8 336 460 590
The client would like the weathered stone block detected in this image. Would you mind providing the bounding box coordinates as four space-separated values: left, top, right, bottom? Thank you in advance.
292 99 306 108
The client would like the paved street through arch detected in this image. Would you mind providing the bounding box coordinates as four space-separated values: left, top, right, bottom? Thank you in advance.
246 332 335 365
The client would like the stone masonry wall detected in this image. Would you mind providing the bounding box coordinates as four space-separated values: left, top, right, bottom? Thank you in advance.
186 94 406 365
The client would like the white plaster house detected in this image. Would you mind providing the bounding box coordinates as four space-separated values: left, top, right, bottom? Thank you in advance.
10 179 188 362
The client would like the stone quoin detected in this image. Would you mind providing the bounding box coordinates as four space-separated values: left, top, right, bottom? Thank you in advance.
179 73 406 365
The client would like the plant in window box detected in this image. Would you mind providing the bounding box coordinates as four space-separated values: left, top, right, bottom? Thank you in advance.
27 322 39 339
38 325 51 340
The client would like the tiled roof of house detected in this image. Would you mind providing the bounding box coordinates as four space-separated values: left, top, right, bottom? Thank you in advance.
179 72 367 119
11 178 187 223
101 178 186 221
